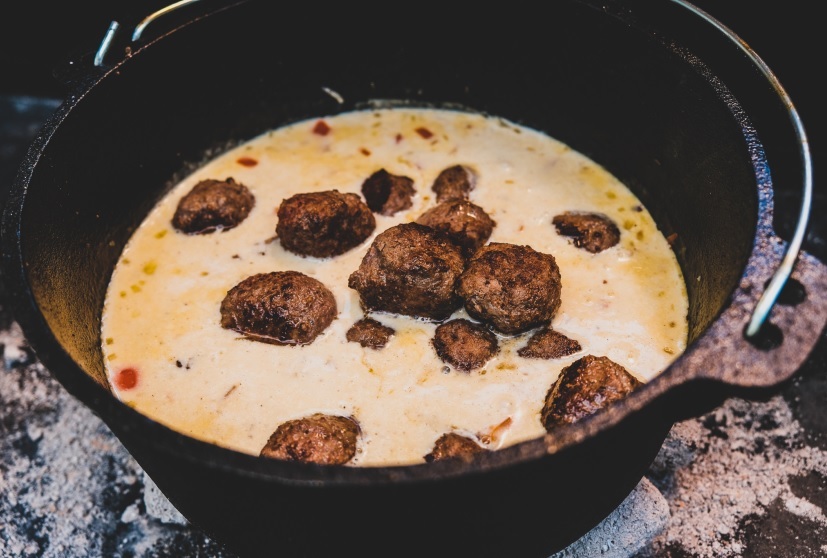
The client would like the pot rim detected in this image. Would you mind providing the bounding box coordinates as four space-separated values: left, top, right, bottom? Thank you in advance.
1 0 823 487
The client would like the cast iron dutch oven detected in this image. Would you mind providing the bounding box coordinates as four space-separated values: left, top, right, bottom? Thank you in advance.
2 1 826 556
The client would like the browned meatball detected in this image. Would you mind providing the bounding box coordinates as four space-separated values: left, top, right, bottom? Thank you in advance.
260 413 360 465
346 317 395 349
415 199 495 258
552 211 620 253
220 271 337 345
361 168 416 216
424 432 487 463
172 177 255 234
456 243 562 335
432 319 499 371
540 355 643 431
348 223 466 321
431 164 476 203
517 327 582 360
276 190 375 258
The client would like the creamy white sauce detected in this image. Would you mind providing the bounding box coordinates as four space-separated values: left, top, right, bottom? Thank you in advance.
101 107 688 467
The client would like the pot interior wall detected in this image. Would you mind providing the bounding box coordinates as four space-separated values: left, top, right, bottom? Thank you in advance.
17 0 758 389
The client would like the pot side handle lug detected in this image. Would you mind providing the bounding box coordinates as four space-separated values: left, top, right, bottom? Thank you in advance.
666 243 827 392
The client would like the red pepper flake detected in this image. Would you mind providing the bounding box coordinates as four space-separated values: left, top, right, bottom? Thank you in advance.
395 133 403 143
114 367 139 390
360 147 371 156
313 120 331 135
236 156 258 167
415 126 433 139
666 232 679 246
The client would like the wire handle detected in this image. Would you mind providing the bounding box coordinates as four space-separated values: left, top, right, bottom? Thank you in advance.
132 0 203 42
93 0 203 67
681 1 813 340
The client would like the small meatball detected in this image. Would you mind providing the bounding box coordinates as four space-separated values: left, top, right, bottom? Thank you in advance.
172 177 255 234
424 432 488 463
431 164 476 202
346 317 395 349
456 243 562 335
432 319 499 371
348 222 465 321
540 355 643 431
260 413 360 465
517 327 582 360
552 211 620 253
361 168 416 216
416 199 495 258
276 190 375 258
220 271 337 345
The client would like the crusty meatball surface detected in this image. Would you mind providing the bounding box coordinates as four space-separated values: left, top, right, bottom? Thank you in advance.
348 222 466 321
424 432 487 463
276 190 375 258
540 355 643 431
552 211 620 253
517 327 582 360
415 199 495 258
260 413 360 465
346 317 395 350
361 168 416 216
432 319 499 371
431 164 476 203
220 271 337 345
172 177 255 234
456 243 562 335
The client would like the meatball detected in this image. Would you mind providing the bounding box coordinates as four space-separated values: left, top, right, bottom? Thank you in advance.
346 317 395 349
260 413 360 465
172 177 255 234
431 164 476 203
424 432 487 463
220 271 337 345
348 222 466 321
361 168 416 216
517 327 582 360
432 319 499 371
540 355 643 431
415 199 495 258
456 243 562 334
276 190 375 258
552 211 620 253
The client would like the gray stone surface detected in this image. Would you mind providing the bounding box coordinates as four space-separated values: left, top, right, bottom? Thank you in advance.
551 478 669 558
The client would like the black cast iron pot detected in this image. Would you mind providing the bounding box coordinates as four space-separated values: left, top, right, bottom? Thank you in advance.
2 1 826 556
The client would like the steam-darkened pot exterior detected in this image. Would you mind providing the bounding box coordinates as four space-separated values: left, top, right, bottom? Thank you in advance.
2 1 826 556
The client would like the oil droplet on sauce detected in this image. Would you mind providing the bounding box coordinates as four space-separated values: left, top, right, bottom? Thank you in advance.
114 367 139 390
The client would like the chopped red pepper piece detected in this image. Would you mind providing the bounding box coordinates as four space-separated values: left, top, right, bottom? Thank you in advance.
236 156 258 167
114 367 139 390
313 120 331 135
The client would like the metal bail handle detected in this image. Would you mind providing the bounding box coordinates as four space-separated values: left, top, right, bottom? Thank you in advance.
679 2 814 340
94 0 202 67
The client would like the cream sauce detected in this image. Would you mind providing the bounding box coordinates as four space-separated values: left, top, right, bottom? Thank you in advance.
101 107 688 467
